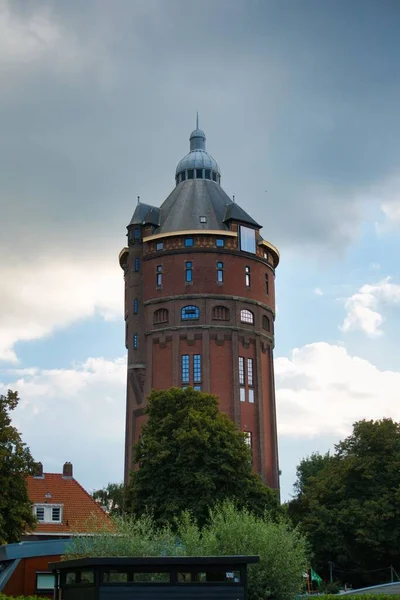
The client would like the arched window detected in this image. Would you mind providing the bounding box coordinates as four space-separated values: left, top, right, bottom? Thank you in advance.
212 306 230 321
240 309 254 324
262 315 271 332
181 305 200 320
154 308 169 324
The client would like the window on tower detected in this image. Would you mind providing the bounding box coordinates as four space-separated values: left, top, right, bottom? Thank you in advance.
247 358 254 386
156 265 163 287
196 169 203 178
212 305 229 320
135 257 140 272
156 242 164 251
134 228 141 243
265 273 269 296
240 309 254 324
193 354 201 383
154 308 169 324
240 226 256 254
205 169 211 179
181 305 199 320
184 237 194 247
181 355 190 383
244 431 252 448
216 238 224 247
185 261 193 283
133 334 138 349
245 266 251 287
238 357 245 385
133 299 138 314
187 169 194 179
262 315 271 332
216 261 224 283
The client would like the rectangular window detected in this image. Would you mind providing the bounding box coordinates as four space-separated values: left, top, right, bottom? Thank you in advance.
248 389 255 403
196 169 203 178
36 573 55 592
185 261 193 283
156 242 164 251
245 266 250 287
244 432 252 448
240 387 246 403
193 385 202 391
181 355 190 383
135 257 140 272
36 506 44 522
52 506 61 522
205 169 211 179
200 216 207 223
247 358 254 386
133 299 138 314
185 237 194 247
216 238 224 247
217 261 224 283
156 265 163 287
238 357 245 385
265 273 269 295
240 225 256 254
187 169 194 179
193 354 201 383
134 228 141 242
133 334 138 349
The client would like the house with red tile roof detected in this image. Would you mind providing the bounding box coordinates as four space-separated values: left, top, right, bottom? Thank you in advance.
0 462 113 598
25 461 112 539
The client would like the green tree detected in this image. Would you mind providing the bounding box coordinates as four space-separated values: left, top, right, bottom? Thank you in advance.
125 387 278 526
288 419 400 588
92 483 125 517
0 390 36 543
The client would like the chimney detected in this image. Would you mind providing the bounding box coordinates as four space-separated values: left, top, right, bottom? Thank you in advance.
33 462 44 478
62 462 73 478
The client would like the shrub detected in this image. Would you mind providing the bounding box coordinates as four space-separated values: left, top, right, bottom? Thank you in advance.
66 501 308 600
0 595 49 600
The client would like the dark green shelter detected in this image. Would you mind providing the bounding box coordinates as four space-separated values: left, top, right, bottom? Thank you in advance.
49 555 259 600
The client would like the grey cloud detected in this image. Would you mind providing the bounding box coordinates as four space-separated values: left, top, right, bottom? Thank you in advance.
1 0 400 260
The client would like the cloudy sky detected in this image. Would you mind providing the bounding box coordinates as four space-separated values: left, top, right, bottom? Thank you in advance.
1 0 400 501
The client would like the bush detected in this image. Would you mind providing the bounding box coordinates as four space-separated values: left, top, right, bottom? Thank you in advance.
0 595 49 600
66 501 308 600
316 596 400 600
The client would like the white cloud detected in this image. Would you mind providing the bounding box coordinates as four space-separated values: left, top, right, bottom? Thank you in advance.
276 342 400 437
314 287 323 296
0 355 126 490
340 277 400 337
0 255 123 363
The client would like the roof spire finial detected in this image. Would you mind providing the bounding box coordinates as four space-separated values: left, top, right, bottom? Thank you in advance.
233 194 235 203
137 195 140 204
196 111 199 130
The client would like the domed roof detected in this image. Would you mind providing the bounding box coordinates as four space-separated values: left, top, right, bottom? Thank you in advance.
176 150 220 175
175 115 221 176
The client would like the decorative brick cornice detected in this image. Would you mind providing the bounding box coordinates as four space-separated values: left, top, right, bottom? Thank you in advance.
144 293 276 318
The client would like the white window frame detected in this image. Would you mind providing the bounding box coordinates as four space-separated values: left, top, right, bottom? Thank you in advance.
33 504 63 523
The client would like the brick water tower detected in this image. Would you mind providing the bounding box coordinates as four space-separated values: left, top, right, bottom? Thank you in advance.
119 120 280 489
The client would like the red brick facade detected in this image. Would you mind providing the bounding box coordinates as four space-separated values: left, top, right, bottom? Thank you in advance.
120 227 280 489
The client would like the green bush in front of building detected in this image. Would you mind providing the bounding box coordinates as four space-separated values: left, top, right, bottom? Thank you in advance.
0 594 49 600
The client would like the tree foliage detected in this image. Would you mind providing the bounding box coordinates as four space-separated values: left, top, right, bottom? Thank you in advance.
92 483 125 517
125 387 278 526
0 390 36 543
66 501 308 600
288 419 400 587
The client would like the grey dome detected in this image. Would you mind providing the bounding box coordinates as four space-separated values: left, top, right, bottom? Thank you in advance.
175 116 221 177
176 150 220 175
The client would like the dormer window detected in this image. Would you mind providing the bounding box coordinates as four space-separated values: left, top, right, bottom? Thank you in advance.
205 169 211 179
240 226 256 254
33 504 63 523
199 216 207 223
